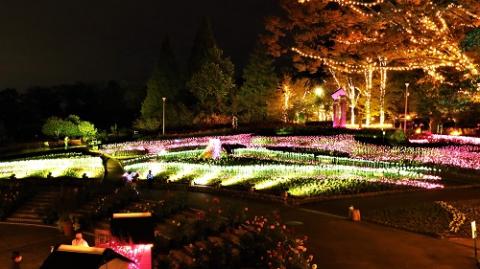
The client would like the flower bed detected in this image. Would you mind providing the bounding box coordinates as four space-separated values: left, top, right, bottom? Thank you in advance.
101 134 252 156
435 201 466 233
366 203 451 236
366 201 471 237
449 199 480 238
410 134 480 146
0 155 104 179
124 159 442 197
153 197 316 269
105 134 480 171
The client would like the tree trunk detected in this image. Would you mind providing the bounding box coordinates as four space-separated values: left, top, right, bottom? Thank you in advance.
379 69 387 126
364 67 373 126
350 105 355 126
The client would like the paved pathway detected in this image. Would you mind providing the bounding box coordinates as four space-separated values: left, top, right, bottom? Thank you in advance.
174 191 477 269
0 223 67 269
104 157 124 180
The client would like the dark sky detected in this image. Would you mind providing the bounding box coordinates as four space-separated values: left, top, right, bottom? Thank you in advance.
0 0 277 90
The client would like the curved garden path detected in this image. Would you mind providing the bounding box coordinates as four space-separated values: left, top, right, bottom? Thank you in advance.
169 191 477 269
103 157 124 181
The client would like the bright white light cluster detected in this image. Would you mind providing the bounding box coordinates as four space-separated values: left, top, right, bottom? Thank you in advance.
0 156 104 179
124 160 442 197
410 134 480 146
101 134 252 155
122 149 204 166
232 148 435 173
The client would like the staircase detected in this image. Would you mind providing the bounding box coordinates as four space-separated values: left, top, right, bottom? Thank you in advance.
6 190 59 224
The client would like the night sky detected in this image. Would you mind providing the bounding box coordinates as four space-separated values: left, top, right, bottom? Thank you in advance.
0 0 276 90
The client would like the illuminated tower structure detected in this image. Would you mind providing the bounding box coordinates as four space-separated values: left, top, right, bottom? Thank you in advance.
332 88 347 128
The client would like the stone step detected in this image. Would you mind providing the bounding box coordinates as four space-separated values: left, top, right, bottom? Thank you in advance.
4 191 60 220
22 202 52 207
32 197 56 201
5 217 44 224
31 196 57 200
34 194 59 199
9 212 41 219
14 208 38 214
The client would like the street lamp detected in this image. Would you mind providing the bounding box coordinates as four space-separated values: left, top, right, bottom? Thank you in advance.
162 97 166 136
314 86 324 97
404 83 410 133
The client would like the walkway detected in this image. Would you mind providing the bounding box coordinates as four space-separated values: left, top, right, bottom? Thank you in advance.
103 157 124 181
0 223 67 269
175 191 477 269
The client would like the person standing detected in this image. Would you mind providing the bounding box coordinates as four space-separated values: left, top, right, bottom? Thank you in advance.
11 251 22 269
64 136 70 150
72 231 89 247
232 115 238 130
146 170 154 188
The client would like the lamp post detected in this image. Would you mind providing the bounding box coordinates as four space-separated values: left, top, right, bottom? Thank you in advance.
404 83 410 133
162 97 166 136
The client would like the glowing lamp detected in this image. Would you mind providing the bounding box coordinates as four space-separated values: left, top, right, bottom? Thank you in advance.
450 129 462 136
314 86 324 97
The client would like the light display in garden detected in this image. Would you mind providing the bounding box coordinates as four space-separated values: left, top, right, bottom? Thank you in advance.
410 134 480 146
201 138 222 159
124 153 443 197
101 241 152 269
101 134 252 156
0 155 104 179
112 134 480 171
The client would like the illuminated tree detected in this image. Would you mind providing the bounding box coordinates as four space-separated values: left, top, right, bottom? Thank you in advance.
78 121 97 141
265 0 480 126
42 117 65 138
278 74 329 123
42 115 93 139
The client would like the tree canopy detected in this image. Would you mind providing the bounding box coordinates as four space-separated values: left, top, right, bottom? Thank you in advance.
187 47 236 120
238 43 279 123
41 115 97 140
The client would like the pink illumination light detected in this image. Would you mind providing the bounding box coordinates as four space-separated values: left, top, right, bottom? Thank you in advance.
100 241 152 269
